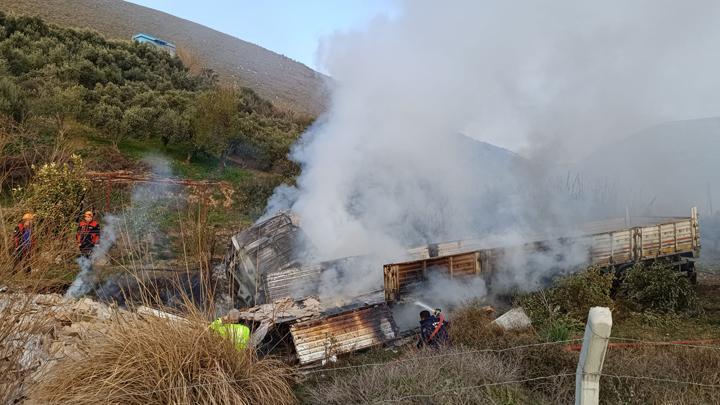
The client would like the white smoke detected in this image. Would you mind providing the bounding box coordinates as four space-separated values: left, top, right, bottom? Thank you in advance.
67 156 179 300
65 215 119 299
261 1 720 305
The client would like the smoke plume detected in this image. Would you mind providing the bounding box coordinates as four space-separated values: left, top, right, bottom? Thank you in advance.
65 215 119 299
68 156 180 300
264 1 720 305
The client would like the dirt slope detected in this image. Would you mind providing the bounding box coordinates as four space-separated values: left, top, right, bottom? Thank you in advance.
0 0 328 116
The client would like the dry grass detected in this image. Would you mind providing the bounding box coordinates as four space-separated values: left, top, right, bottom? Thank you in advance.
449 301 537 349
301 348 529 404
602 346 720 405
0 204 79 293
30 310 296 405
445 295 720 404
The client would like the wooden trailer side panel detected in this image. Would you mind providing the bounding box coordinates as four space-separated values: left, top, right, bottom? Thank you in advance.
589 230 632 266
638 219 695 260
383 251 481 302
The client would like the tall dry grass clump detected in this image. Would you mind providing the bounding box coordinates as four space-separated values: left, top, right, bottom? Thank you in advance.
30 312 296 405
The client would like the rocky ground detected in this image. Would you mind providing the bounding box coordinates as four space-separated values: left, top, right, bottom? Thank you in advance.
0 293 120 403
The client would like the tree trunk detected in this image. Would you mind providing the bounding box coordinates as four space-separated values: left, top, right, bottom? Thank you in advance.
219 150 228 173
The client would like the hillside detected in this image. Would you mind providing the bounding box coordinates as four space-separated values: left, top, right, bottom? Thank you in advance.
576 117 720 216
0 0 328 116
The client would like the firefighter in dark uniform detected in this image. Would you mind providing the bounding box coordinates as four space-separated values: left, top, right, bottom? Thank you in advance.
417 309 449 349
76 211 100 257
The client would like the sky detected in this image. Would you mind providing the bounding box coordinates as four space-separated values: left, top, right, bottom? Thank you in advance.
126 0 399 72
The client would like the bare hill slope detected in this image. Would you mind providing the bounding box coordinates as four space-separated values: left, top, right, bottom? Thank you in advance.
0 0 328 115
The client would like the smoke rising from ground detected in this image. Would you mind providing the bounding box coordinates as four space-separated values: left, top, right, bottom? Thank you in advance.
66 215 119 299
263 1 720 306
68 156 180 300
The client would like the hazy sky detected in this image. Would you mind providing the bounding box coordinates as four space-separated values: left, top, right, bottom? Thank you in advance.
126 0 399 72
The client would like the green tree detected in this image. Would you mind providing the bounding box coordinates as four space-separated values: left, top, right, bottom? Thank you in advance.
0 77 27 121
30 84 86 138
89 102 123 148
191 88 240 169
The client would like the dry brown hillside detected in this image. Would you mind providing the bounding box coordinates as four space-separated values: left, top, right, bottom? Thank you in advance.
0 0 328 116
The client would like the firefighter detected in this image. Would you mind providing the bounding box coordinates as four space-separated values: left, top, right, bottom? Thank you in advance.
13 212 35 273
210 317 251 350
417 309 449 349
76 211 100 257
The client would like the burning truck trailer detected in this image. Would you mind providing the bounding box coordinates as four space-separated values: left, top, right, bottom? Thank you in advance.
216 212 400 366
216 208 701 366
384 207 701 304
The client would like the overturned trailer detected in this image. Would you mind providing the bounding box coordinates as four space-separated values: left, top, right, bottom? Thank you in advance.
384 208 701 302
219 208 700 365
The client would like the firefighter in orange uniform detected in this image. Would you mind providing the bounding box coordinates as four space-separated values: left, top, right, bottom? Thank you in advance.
77 211 100 257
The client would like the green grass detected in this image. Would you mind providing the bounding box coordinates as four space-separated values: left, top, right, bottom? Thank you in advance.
83 136 254 187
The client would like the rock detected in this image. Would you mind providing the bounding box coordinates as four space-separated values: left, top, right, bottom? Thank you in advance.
492 307 532 331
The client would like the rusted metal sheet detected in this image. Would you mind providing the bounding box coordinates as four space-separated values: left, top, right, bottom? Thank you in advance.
290 304 398 365
223 212 307 306
263 256 373 303
264 264 323 302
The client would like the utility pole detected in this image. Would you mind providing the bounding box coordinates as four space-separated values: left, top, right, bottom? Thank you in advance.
575 307 612 405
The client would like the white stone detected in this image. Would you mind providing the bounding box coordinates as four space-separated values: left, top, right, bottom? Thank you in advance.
492 307 532 330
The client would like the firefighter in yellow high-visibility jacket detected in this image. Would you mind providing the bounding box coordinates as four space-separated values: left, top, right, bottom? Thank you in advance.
209 318 251 350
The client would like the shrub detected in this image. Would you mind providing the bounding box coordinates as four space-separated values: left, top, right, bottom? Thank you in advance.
551 266 614 318
515 266 614 330
541 318 572 342
24 154 90 230
620 262 699 313
30 312 295 405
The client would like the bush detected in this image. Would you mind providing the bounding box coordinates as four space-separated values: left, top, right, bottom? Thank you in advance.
515 266 614 330
540 318 573 343
30 312 295 405
24 154 90 230
620 262 699 313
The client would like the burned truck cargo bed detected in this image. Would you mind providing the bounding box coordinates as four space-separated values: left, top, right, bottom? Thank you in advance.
384 208 701 303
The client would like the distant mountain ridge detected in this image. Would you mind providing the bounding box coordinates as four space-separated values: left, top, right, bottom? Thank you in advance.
0 0 328 116
575 116 720 216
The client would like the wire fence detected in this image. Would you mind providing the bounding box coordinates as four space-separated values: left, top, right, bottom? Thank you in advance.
135 334 720 398
63 323 720 402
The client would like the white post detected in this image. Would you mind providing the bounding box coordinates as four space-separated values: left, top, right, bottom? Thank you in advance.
575 307 612 405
